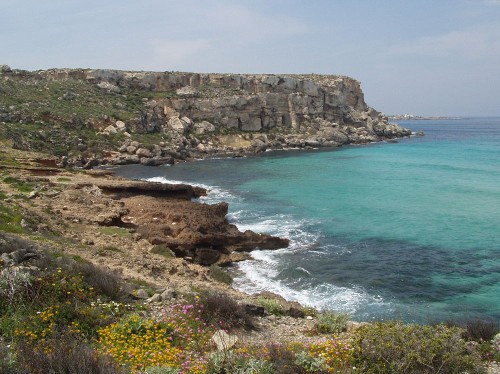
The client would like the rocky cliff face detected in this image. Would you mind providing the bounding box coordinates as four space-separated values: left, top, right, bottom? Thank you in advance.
1 66 411 166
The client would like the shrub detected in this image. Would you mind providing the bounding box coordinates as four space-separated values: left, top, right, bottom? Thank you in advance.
209 265 233 285
463 319 499 342
198 291 256 330
143 366 181 374
151 244 176 258
16 331 124 374
206 350 273 374
0 341 17 374
256 297 284 316
97 315 182 371
351 321 481 373
72 261 123 299
314 311 349 334
307 338 353 371
266 343 308 374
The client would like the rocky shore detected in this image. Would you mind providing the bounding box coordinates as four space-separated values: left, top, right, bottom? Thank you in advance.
0 65 412 168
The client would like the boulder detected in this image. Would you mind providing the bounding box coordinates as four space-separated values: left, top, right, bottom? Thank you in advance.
211 330 238 351
194 120 216 134
136 148 152 158
168 117 185 132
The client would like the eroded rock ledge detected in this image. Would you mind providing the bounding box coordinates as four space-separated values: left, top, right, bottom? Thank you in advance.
44 175 289 265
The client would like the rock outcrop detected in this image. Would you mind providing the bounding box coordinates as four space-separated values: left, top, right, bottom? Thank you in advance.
0 66 411 167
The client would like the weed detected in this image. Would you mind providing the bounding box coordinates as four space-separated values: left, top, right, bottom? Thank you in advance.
0 204 25 233
463 319 499 342
2 177 32 193
151 244 175 258
256 297 284 316
16 330 124 374
209 264 233 285
97 315 183 371
314 311 349 334
351 321 481 373
198 291 256 330
99 226 131 238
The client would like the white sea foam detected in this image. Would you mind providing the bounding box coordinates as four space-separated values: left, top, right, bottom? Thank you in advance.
146 175 391 317
144 176 238 204
232 254 390 316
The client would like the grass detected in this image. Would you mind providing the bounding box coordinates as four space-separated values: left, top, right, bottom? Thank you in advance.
209 264 233 285
314 311 350 334
150 244 175 258
0 204 25 233
98 226 131 238
255 297 284 316
2 177 33 193
96 246 123 256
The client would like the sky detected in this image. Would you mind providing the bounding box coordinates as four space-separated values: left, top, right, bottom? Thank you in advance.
1 0 499 116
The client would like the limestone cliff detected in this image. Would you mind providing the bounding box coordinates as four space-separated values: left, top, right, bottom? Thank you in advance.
0 66 411 166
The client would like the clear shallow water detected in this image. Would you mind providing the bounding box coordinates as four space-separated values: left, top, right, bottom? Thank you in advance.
114 118 500 323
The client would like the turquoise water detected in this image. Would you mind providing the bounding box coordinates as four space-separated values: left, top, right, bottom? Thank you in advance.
115 118 500 323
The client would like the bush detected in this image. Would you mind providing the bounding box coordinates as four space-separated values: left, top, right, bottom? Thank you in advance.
314 311 349 334
151 244 175 258
266 343 309 374
16 331 124 374
256 297 284 316
97 315 182 371
351 321 481 373
463 319 499 342
72 261 123 300
199 291 256 330
209 265 233 285
0 341 17 374
206 350 273 374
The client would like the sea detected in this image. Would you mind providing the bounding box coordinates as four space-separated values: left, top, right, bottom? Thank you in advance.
113 117 500 323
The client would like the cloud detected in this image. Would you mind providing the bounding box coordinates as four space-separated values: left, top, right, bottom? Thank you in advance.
150 39 212 66
204 2 307 43
388 24 500 60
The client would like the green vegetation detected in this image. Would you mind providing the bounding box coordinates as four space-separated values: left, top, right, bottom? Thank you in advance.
0 204 25 233
1 236 498 373
2 176 33 193
351 321 482 373
209 264 233 285
256 297 285 316
314 311 350 334
151 244 176 258
99 226 131 238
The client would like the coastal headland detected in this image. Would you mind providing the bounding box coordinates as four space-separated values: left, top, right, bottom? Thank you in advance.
0 65 411 168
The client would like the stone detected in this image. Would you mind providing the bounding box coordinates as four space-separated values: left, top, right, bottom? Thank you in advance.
193 120 216 134
62 91 78 100
126 145 137 154
115 120 126 131
176 86 197 96
103 125 117 134
211 330 238 351
160 288 176 301
135 289 149 299
135 148 152 158
97 81 121 93
168 117 185 131
146 293 162 303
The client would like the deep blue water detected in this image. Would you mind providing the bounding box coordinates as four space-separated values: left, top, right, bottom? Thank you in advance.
114 118 500 323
